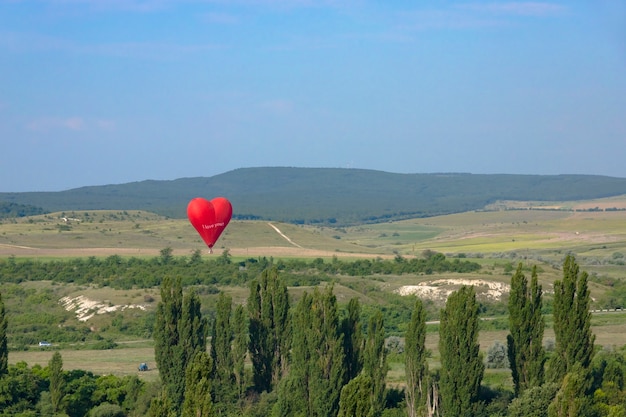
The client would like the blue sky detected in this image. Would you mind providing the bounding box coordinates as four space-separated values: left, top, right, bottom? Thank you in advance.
1 1 624 192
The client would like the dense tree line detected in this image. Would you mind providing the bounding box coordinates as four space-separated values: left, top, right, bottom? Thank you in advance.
0 250 480 290
0 201 46 219
0 356 151 416
2 256 626 416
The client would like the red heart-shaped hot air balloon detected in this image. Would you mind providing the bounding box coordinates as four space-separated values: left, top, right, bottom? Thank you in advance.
187 197 232 253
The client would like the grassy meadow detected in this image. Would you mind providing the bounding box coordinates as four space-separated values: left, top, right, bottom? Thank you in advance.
3 196 626 263
3 196 626 380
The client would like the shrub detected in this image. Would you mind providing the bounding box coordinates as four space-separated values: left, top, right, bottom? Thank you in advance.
88 402 125 417
486 341 509 369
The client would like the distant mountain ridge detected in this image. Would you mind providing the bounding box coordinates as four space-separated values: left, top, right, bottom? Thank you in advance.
2 167 626 225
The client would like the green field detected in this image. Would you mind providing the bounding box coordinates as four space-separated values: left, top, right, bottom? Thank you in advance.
4 196 626 379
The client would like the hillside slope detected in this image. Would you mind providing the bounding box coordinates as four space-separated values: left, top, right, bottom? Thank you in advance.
2 167 626 225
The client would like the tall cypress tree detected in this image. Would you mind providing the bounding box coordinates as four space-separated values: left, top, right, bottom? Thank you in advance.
527 267 546 388
550 255 596 384
247 276 269 392
232 304 248 401
507 264 545 396
0 292 7 377
181 289 208 411
405 298 429 417
210 292 235 409
342 297 363 383
439 286 484 417
273 292 312 417
337 374 375 417
248 267 290 393
310 286 345 417
547 364 595 417
49 351 65 414
154 275 183 407
154 276 207 414
363 310 387 417
181 288 208 367
275 286 345 417
182 351 214 417
148 390 176 417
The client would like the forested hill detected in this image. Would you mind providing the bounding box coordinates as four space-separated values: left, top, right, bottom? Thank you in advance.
2 167 626 225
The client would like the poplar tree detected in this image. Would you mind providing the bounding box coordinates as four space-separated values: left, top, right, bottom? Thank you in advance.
363 310 387 417
547 364 595 417
182 351 214 417
507 264 545 396
337 373 375 417
248 267 290 393
0 292 7 377
181 289 208 364
342 297 363 383
154 276 207 413
210 292 234 409
275 286 345 417
550 255 596 384
405 298 429 417
149 390 175 417
273 292 313 417
232 304 248 401
154 275 183 409
309 286 346 417
49 351 65 414
439 286 484 417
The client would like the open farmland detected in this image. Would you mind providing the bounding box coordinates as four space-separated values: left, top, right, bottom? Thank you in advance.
2 195 626 263
3 196 626 380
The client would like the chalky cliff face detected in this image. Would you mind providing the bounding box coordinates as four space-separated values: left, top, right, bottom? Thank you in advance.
60 295 148 322
394 279 510 303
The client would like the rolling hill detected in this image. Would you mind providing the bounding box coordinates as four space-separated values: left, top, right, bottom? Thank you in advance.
2 167 626 225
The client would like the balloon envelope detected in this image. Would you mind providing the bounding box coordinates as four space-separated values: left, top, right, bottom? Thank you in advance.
187 197 232 250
